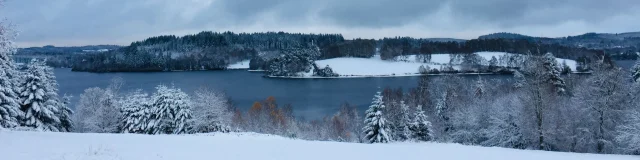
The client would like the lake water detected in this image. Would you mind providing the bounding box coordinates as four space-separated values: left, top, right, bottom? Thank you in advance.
55 69 428 119
54 60 635 119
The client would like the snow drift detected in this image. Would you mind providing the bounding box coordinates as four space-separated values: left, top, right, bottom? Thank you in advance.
0 130 634 160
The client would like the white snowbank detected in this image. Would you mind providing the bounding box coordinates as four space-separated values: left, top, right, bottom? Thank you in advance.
0 131 634 160
309 52 577 78
315 55 439 77
227 60 250 69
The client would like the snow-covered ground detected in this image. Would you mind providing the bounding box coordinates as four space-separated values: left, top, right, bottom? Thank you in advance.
310 52 577 78
227 60 250 69
314 55 440 77
0 130 634 160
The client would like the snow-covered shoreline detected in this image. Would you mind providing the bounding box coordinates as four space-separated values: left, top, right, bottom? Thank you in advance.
1 130 634 160
272 52 578 79
265 72 509 79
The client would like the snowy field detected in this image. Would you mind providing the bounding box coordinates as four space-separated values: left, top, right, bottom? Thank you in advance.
227 60 250 69
0 130 635 160
310 52 577 78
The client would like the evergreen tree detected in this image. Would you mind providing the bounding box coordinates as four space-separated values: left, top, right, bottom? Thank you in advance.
0 23 20 128
394 101 411 141
513 70 526 88
18 59 61 131
120 90 151 133
57 94 73 132
561 60 571 74
409 105 434 142
363 91 391 143
148 85 193 134
542 53 566 94
489 56 498 69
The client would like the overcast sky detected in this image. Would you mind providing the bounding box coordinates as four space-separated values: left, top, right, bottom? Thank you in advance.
2 0 640 47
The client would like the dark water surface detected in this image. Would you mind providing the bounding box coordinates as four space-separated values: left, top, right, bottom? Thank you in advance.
56 69 432 119
58 60 636 119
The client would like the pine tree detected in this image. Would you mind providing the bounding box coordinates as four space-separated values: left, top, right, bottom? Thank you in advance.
18 59 61 131
148 85 193 134
0 22 20 128
363 91 391 143
489 56 498 68
394 100 411 141
542 53 566 94
120 90 151 133
561 60 571 74
57 94 73 132
409 105 433 142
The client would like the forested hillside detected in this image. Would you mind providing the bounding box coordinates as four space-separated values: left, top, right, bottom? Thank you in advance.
14 31 633 75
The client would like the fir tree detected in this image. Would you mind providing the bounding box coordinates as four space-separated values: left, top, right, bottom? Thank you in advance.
18 59 61 131
489 56 498 69
148 85 193 134
363 91 391 143
394 101 411 141
57 94 74 132
409 105 433 142
542 53 566 94
120 90 151 133
0 23 20 128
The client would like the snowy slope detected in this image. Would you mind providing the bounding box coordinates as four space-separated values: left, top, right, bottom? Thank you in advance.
0 131 634 160
314 55 439 77
227 60 250 69
310 52 577 78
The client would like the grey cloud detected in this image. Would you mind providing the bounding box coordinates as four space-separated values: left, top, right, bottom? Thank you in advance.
1 0 639 46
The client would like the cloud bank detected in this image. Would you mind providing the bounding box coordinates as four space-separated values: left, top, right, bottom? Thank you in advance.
2 0 640 47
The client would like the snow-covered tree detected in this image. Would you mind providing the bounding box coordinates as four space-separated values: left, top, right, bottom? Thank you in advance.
17 59 61 131
482 94 526 149
73 87 120 133
148 85 193 134
119 90 151 134
632 59 640 83
488 56 498 70
394 100 411 141
572 65 629 153
0 19 20 128
191 87 232 133
513 70 526 88
409 105 433 142
57 94 73 132
561 60 572 74
474 76 487 97
363 91 391 143
418 65 429 74
542 53 566 94
616 110 640 154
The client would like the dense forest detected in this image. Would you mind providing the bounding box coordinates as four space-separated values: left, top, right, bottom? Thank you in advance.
12 31 640 76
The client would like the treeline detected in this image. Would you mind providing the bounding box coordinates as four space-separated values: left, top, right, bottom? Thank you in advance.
379 37 604 61
70 31 346 72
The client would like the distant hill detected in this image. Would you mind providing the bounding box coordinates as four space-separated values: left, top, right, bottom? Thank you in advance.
476 32 640 60
423 38 467 43
17 45 121 55
478 32 533 40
